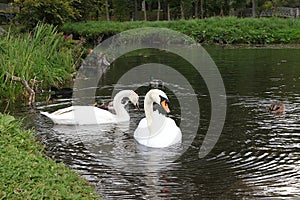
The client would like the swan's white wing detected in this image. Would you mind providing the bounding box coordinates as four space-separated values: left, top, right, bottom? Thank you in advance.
41 109 77 125
134 118 149 139
134 111 182 148
68 106 115 125
51 106 75 115
163 118 182 146
92 107 116 124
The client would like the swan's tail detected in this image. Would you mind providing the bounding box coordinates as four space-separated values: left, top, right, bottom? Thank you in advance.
41 112 56 123
40 111 58 123
40 111 51 118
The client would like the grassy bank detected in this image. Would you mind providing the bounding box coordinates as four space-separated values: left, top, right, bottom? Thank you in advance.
0 23 78 104
61 17 300 45
0 113 99 199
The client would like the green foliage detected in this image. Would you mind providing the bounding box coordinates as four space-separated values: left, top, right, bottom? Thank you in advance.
14 0 80 28
0 23 75 103
112 0 131 21
61 17 300 45
8 0 300 24
0 113 99 199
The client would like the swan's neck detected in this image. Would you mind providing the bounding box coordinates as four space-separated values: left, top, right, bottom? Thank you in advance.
113 91 130 121
144 92 154 127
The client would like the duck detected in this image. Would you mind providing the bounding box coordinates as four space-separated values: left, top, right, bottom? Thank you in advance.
50 86 73 99
269 101 285 114
94 100 113 111
134 89 182 148
41 90 139 125
149 77 164 89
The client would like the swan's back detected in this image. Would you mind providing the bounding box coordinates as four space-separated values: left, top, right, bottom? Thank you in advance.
41 106 116 125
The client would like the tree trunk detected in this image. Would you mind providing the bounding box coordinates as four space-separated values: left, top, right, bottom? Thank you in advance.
200 0 204 18
229 0 234 16
220 7 224 17
134 0 138 20
167 2 171 21
194 0 199 18
180 1 185 19
96 9 99 20
252 0 256 17
105 0 110 21
142 0 147 21
157 0 161 21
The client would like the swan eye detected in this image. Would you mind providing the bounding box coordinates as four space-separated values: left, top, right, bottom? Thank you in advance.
160 100 170 113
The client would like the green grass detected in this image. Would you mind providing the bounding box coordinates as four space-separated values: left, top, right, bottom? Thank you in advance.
61 17 300 45
0 113 100 199
0 23 77 104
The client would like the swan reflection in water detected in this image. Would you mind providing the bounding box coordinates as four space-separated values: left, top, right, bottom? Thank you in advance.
52 122 183 173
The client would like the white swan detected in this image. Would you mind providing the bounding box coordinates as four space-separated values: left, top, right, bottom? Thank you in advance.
134 89 182 148
41 90 139 125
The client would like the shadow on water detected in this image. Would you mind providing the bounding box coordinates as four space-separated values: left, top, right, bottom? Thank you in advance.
5 47 300 199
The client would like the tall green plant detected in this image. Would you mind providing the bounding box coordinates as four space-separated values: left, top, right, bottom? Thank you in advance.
0 23 75 103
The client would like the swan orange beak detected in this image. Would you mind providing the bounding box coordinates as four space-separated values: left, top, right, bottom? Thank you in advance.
161 100 170 113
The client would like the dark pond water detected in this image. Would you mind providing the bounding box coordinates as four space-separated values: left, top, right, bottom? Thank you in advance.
10 47 300 199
